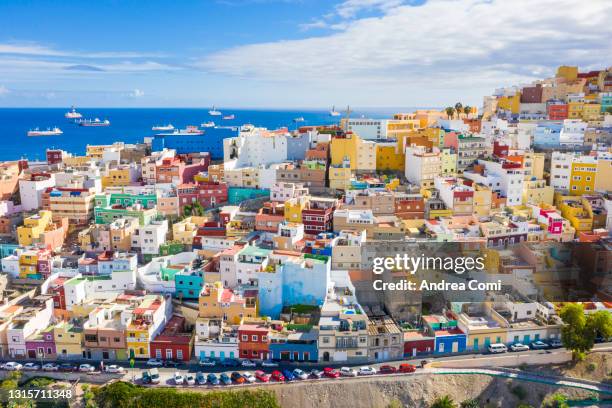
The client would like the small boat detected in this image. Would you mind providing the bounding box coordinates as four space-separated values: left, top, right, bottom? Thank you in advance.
209 106 222 116
184 125 204 134
78 118 110 127
293 117 305 123
28 127 63 137
65 106 82 119
329 106 341 117
152 124 174 131
222 114 235 120
201 121 215 128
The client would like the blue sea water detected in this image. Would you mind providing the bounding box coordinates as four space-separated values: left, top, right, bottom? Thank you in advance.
0 108 398 162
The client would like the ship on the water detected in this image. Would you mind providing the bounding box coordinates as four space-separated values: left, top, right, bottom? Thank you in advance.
78 118 110 127
157 125 204 135
222 114 235 120
208 106 222 116
152 124 175 131
201 121 215 128
27 127 63 137
329 105 341 116
65 106 83 120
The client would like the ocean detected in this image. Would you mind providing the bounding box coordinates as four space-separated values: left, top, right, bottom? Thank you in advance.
0 107 400 162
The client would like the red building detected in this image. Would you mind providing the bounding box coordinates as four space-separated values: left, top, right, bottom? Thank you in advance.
403 331 435 357
394 195 424 220
547 102 568 120
238 324 270 360
520 84 543 103
302 197 337 236
255 202 285 232
46 149 66 165
177 182 228 211
48 276 68 310
462 118 482 134
193 221 226 249
156 154 210 184
149 315 194 362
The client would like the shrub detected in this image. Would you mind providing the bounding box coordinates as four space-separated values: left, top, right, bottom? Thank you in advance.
586 362 597 372
511 385 527 400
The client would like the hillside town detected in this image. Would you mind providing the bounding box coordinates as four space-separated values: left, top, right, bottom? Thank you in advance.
0 64 610 372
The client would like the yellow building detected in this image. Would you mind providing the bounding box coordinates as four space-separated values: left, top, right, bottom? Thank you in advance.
473 184 492 217
172 216 208 244
329 166 352 190
18 249 40 278
569 160 597 195
497 93 521 114
522 179 554 206
375 142 405 171
523 152 545 180
441 148 457 176
330 134 360 170
53 321 83 358
568 102 584 119
555 193 593 233
582 103 601 121
63 156 92 167
556 65 578 81
595 157 612 192
198 281 257 325
17 210 59 247
126 295 169 359
284 196 308 223
101 166 136 189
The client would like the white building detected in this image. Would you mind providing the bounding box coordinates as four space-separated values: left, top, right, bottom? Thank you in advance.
19 174 56 211
475 159 524 206
550 152 575 191
132 219 169 255
559 119 586 147
405 146 442 189
223 125 289 170
270 182 309 202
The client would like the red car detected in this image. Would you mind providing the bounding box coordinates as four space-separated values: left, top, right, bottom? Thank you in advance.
255 370 271 382
379 365 397 374
323 367 340 378
398 364 416 373
271 370 285 382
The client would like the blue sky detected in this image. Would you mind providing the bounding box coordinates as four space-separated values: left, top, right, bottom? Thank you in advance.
0 0 611 108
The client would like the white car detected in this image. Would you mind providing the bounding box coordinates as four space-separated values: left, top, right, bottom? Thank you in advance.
241 359 257 367
42 363 59 371
104 365 125 374
510 343 530 352
292 369 308 380
199 358 216 367
358 366 377 376
242 371 257 383
185 374 195 386
174 372 184 385
79 364 96 373
146 358 164 367
340 367 358 377
23 362 40 371
3 362 23 371
260 360 279 367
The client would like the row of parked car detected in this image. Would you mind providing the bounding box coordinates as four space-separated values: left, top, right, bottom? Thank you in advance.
164 363 419 386
488 339 563 354
0 361 125 374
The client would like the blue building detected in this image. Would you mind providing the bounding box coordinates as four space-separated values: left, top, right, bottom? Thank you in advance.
227 187 269 204
174 270 204 299
432 328 467 354
269 331 318 362
152 127 237 159
534 122 562 148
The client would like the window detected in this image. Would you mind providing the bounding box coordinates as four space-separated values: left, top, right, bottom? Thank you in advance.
252 335 258 342
241 335 248 341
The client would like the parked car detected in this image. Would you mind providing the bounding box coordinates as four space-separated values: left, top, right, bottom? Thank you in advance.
531 340 550 350
141 371 152 384
379 365 397 374
292 368 308 380
164 360 181 368
487 343 508 354
310 369 323 378
149 368 160 384
398 364 416 373
196 372 206 385
358 366 377 376
174 372 184 385
510 343 530 352
105 365 125 374
340 367 357 377
261 360 279 367
221 359 239 367
219 373 232 385
271 370 285 382
59 363 76 372
4 362 23 371
549 339 563 348
23 363 40 371
231 371 245 384
199 358 216 367
241 359 257 367
186 374 195 386
207 373 220 385
255 370 271 382
282 369 295 381
243 371 257 383
42 363 59 371
79 364 96 373
146 358 163 367
323 367 340 378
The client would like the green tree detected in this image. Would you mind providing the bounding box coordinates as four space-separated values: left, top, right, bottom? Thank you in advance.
182 204 192 217
431 395 456 408
559 303 592 360
460 398 480 408
605 106 612 114
463 105 472 118
541 393 569 408
454 102 463 118
445 107 456 120
586 310 612 340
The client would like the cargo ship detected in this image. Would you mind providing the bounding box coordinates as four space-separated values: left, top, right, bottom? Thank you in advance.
152 124 175 131
65 106 83 119
27 127 63 137
78 118 110 127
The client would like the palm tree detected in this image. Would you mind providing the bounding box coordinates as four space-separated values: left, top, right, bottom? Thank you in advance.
445 107 455 120
463 105 472 118
454 102 463 119
431 395 457 408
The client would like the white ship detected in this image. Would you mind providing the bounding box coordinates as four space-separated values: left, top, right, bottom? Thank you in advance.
152 124 175 131
28 127 63 137
201 121 215 128
65 106 83 119
208 106 222 116
222 114 235 120
329 106 341 116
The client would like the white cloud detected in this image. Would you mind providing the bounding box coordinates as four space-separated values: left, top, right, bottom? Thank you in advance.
129 89 145 98
0 42 165 59
0 85 9 96
198 0 612 105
